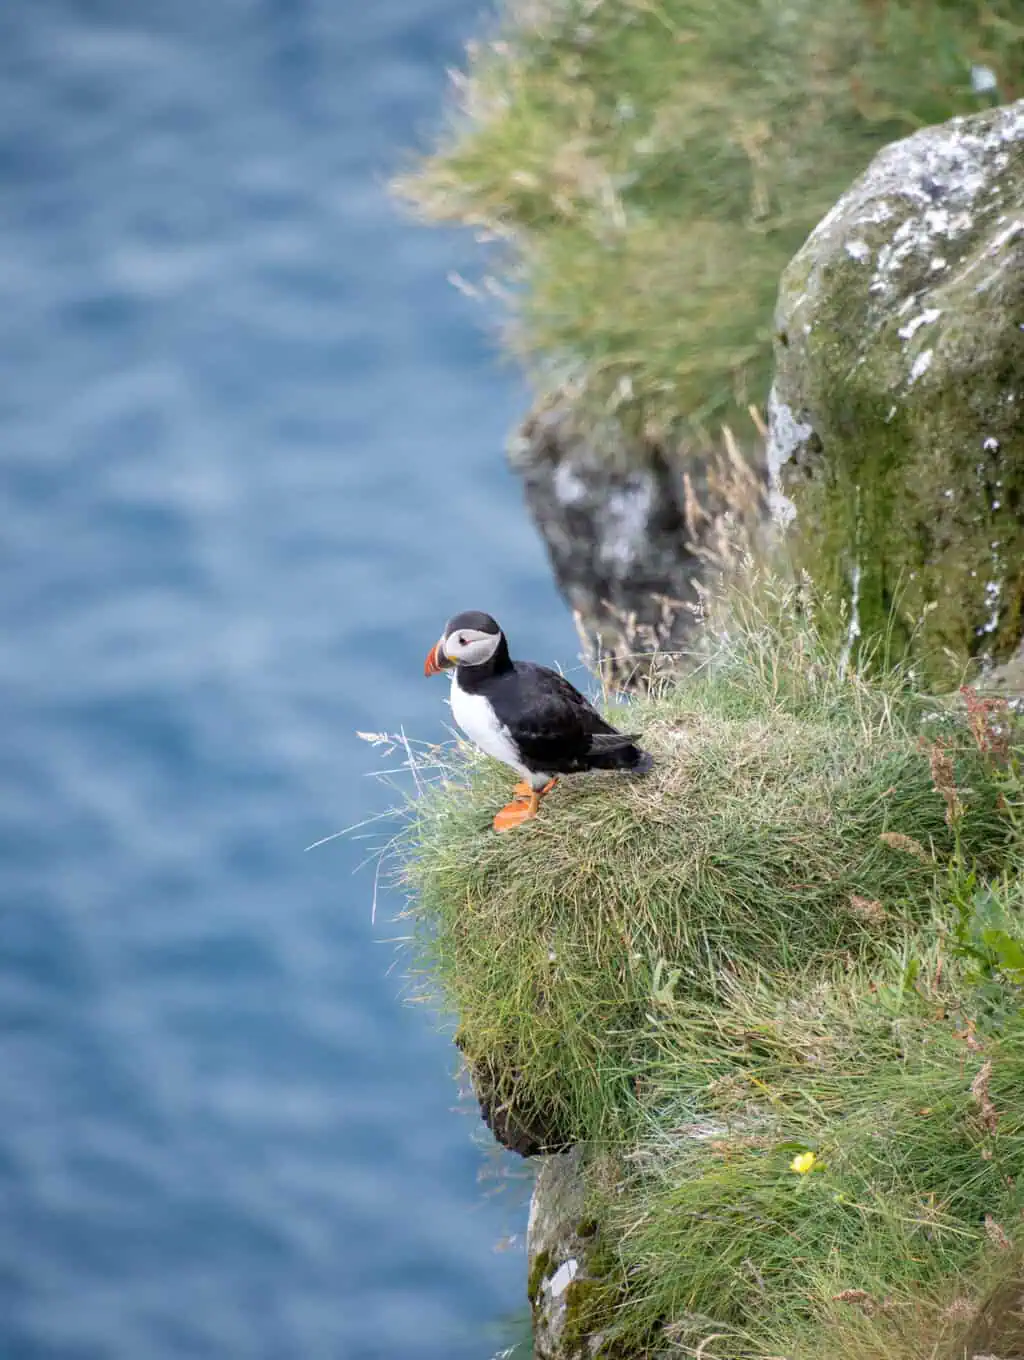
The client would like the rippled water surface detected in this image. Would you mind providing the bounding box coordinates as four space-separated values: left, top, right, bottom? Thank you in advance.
0 2 576 1356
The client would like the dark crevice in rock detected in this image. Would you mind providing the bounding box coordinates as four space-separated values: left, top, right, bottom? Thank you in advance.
455 1034 574 1158
509 393 767 689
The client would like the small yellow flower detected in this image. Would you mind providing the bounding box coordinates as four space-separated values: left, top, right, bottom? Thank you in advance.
790 1151 817 1175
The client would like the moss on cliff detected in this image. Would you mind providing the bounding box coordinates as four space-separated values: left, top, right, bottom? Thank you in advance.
400 576 1024 1358
396 0 1023 442
771 101 1024 685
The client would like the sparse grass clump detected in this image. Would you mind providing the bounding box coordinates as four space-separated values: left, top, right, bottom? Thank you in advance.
396 0 1023 440
398 573 1024 1358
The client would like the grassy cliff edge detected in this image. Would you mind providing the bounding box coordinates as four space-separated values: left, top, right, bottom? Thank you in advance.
396 0 1022 442
399 581 1024 1359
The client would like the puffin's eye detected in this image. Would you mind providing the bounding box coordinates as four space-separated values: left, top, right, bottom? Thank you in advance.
458 635 469 646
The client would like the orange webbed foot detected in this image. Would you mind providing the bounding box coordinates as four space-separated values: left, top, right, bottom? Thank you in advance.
493 793 540 832
492 778 559 832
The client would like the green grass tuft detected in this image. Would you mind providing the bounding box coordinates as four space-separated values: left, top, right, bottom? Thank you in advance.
604 958 1024 1357
395 0 1024 441
396 573 1024 1357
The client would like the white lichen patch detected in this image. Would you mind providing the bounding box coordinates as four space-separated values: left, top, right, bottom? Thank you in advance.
553 461 589 506
971 65 999 94
988 219 1023 254
600 478 655 568
765 388 812 527
814 101 1024 303
898 307 941 340
837 562 862 682
528 1191 540 1238
980 578 1002 636
908 349 933 384
766 389 813 473
546 1259 579 1298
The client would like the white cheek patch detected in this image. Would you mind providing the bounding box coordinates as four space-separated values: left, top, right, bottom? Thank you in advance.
451 631 501 666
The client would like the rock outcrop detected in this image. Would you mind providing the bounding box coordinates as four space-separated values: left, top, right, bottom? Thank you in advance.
769 99 1024 682
986 638 1024 698
527 1148 611 1360
509 394 765 688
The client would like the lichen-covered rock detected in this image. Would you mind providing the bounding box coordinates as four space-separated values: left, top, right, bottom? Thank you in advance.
527 1148 611 1360
982 635 1024 701
770 99 1024 683
509 393 765 689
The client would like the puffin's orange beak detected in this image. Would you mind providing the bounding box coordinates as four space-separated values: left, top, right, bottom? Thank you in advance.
424 639 452 677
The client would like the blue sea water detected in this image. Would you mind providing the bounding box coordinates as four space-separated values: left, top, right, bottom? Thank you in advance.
0 2 578 1357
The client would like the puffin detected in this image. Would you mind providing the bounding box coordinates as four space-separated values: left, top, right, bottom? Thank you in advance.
424 610 653 831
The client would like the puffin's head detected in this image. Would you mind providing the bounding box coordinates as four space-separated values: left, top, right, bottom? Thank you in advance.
424 611 503 676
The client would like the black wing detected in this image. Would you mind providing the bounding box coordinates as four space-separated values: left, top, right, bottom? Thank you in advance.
505 662 622 772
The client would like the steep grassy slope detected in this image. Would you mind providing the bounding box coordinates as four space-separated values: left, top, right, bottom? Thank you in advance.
399 579 1024 1357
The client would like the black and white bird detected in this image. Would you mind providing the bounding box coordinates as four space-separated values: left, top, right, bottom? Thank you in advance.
424 610 653 831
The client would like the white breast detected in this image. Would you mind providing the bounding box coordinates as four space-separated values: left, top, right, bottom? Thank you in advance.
449 675 530 779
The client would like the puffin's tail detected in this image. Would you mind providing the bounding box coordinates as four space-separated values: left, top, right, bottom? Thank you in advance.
587 733 655 774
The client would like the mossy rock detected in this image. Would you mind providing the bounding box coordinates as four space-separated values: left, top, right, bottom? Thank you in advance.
528 1149 627 1359
770 100 1024 685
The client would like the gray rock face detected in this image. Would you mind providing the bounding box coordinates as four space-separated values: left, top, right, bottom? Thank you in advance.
983 636 1024 700
509 395 765 688
769 99 1024 683
527 1148 608 1360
